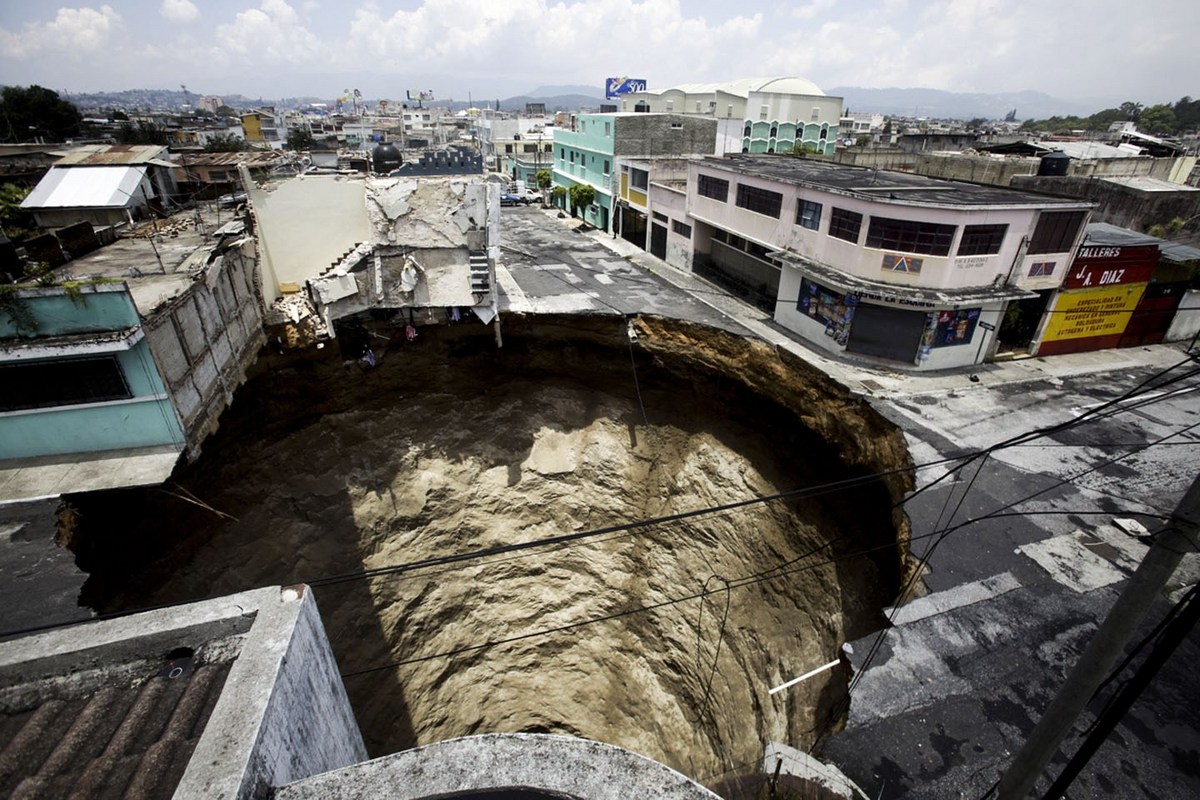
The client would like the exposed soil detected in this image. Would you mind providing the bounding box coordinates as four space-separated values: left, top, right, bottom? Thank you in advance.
64 313 913 783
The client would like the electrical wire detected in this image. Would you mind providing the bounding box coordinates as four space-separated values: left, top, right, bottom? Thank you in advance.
339 415 1196 679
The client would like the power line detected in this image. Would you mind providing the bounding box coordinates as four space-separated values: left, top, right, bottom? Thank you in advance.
339 416 1195 679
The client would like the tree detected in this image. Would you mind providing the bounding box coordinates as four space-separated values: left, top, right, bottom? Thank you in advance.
550 185 566 209
203 134 254 152
854 134 872 148
1138 104 1177 135
0 183 36 241
966 117 987 131
109 109 129 121
215 105 239 118
535 169 552 191
0 85 82 143
287 127 316 150
567 183 594 217
116 119 169 145
1119 101 1144 121
792 141 821 156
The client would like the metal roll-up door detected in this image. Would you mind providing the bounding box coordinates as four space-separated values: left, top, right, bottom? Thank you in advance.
846 304 927 362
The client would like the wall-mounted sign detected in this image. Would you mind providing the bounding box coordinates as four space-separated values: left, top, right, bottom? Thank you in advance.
605 77 647 99
882 253 923 274
1064 243 1158 289
1041 284 1147 343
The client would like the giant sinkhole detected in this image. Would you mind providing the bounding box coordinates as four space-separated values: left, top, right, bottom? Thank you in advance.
65 313 914 781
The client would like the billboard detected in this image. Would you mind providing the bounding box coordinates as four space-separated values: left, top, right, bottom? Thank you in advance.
605 77 647 99
406 89 435 102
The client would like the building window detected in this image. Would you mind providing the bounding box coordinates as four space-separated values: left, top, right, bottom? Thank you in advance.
671 122 683 129
865 217 956 256
760 105 769 120
603 160 610 175
604 121 611 136
505 144 513 153
0 356 131 412
523 144 537 153
735 184 783 218
828 208 864 243
653 211 668 222
544 143 552 152
559 147 564 159
1029 210 1087 254
796 199 822 230
697 174 729 201
673 220 692 237
811 107 820 121
569 152 574 163
1028 261 1056 277
743 123 752 137
666 101 673 112
631 168 649 190
957 224 1008 256
580 120 586 132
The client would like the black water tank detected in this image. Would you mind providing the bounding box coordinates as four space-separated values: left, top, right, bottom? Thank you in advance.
1037 151 1070 176
372 142 402 173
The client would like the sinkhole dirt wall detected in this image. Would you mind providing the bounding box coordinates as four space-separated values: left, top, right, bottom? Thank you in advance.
65 313 914 782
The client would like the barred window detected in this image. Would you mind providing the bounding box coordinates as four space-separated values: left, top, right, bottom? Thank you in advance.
866 217 956 256
0 356 131 412
796 199 822 230
1029 210 1086 254
697 174 729 201
673 220 692 237
735 184 783 218
828 208 863 243
958 224 1008 256
653 211 668 222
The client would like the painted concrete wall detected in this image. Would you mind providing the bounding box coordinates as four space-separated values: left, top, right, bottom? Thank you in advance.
0 284 138 338
0 340 183 459
0 286 185 460
248 174 372 304
774 265 1006 370
1166 289 1200 342
142 237 265 458
686 161 1086 292
652 184 693 271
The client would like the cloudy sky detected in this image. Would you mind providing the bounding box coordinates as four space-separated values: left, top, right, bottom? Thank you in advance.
1 0 1196 106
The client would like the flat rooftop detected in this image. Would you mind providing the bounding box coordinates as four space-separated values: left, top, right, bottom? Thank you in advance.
699 155 1094 208
56 209 247 317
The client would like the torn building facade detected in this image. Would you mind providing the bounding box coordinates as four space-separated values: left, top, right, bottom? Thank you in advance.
0 210 264 497
246 168 500 350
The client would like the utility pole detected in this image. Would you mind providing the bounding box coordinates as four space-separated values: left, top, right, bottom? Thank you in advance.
996 472 1200 798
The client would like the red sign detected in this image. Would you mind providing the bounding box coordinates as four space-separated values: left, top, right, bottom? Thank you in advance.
1064 244 1157 290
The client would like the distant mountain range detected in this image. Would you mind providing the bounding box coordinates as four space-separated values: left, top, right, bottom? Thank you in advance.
828 87 1100 120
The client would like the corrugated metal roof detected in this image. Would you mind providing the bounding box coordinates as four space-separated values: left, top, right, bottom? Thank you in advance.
20 166 148 210
55 144 169 166
177 151 287 167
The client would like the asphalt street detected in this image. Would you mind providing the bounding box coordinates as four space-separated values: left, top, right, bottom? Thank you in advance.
498 205 1200 799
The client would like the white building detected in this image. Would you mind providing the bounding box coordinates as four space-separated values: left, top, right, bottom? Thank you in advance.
678 156 1093 369
617 77 843 156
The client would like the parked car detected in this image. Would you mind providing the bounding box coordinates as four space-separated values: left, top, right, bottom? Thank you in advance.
499 193 525 207
518 187 542 204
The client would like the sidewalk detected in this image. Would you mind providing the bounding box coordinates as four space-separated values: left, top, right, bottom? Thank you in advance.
562 216 1194 400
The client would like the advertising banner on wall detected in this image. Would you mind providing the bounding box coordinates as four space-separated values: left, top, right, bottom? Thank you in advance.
1037 282 1148 356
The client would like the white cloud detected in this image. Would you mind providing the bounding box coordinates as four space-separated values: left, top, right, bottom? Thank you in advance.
0 5 122 59
344 0 762 87
161 0 200 24
214 0 325 65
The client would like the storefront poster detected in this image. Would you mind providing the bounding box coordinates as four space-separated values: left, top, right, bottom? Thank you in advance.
799 278 856 345
933 308 981 347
